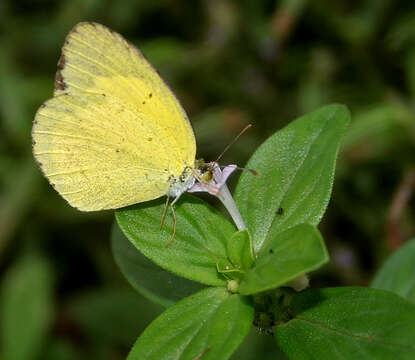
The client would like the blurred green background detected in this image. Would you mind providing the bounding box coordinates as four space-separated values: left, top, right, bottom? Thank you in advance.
1 0 415 359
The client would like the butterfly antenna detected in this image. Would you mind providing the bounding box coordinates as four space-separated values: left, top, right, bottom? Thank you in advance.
160 195 170 229
235 166 259 177
218 164 259 177
215 124 252 162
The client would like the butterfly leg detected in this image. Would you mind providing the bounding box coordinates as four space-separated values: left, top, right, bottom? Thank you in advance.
160 195 170 229
165 194 182 247
166 203 177 247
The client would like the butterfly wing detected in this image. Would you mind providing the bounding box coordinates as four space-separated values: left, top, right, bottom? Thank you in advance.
32 22 196 211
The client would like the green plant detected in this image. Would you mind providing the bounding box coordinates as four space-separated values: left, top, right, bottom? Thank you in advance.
112 104 415 359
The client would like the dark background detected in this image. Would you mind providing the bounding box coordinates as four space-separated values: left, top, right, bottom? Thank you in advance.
1 1 415 359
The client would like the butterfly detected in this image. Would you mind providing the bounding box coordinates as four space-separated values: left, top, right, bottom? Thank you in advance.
32 22 200 209
32 22 246 241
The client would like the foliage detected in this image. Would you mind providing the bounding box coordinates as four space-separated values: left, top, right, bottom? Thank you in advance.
114 104 415 359
371 237 415 303
1 255 54 360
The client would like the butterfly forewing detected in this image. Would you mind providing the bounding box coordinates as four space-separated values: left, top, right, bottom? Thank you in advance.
32 22 196 211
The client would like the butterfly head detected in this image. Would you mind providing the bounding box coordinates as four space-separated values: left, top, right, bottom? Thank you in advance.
167 165 196 199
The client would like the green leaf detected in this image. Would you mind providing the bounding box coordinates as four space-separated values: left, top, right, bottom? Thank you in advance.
406 47 415 98
1 255 54 360
341 103 411 154
230 327 287 360
235 104 350 252
111 221 204 307
227 230 255 271
116 195 235 286
371 238 415 303
275 287 415 360
239 224 328 295
67 288 163 347
128 287 254 360
42 339 81 360
216 259 244 281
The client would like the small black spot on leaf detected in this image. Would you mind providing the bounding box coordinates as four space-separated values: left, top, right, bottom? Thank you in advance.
149 93 152 98
269 248 274 254
277 207 283 215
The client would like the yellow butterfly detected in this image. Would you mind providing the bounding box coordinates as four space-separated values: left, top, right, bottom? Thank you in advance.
32 22 198 214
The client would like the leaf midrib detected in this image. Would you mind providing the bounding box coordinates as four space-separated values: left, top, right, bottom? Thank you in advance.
259 107 339 250
283 317 415 349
